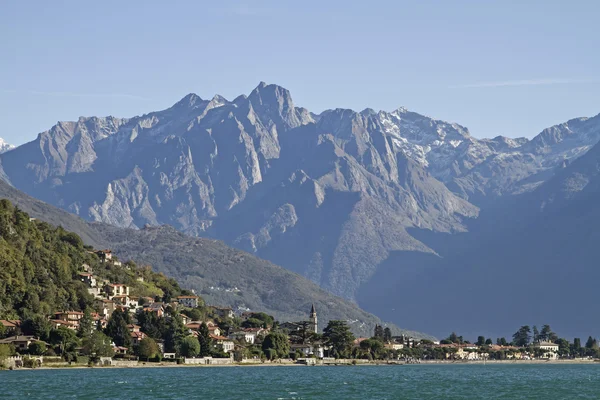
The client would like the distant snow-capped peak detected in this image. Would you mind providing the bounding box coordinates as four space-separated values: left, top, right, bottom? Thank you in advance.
0 138 14 154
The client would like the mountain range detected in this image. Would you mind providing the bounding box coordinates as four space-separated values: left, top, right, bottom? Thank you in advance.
2 82 600 337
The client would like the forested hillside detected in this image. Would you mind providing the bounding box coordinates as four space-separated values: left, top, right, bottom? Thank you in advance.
0 199 188 320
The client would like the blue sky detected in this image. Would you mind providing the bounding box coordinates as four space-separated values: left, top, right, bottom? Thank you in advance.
2 0 599 146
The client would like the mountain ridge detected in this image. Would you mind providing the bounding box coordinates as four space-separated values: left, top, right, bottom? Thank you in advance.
2 83 600 332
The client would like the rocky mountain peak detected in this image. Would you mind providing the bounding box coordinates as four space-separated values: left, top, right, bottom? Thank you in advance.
173 93 204 109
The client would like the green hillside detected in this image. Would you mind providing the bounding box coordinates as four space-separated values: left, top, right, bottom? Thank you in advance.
0 179 431 338
0 199 187 320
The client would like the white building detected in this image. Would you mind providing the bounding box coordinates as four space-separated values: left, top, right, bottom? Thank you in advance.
177 295 199 308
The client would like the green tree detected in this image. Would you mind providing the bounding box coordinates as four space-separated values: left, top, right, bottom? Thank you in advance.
447 332 460 344
82 331 114 359
374 325 384 341
383 327 392 342
197 322 211 357
77 309 94 339
572 338 582 358
137 311 165 339
512 326 531 347
556 338 570 357
262 332 290 360
21 315 52 341
532 325 540 343
105 309 132 348
28 341 47 355
242 313 274 329
49 327 79 355
136 337 160 360
163 314 186 353
540 325 557 342
0 343 14 368
585 336 597 357
179 336 200 358
360 338 385 359
323 321 355 359
485 338 493 345
476 336 485 346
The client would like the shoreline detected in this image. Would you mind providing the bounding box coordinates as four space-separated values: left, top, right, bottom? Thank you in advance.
6 358 597 371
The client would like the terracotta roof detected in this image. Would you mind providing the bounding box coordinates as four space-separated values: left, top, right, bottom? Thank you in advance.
210 334 230 341
50 319 76 327
54 311 84 315
0 320 17 328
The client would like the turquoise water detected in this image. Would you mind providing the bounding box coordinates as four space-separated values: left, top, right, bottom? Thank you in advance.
2 364 600 399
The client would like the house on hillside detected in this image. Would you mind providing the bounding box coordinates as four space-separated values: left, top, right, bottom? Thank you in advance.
104 284 130 299
53 311 85 329
0 336 40 352
96 249 113 262
210 334 235 353
50 319 77 331
211 306 235 319
0 320 20 336
177 295 199 308
78 273 97 288
143 303 164 317
111 295 130 306
128 324 147 345
229 328 267 344
95 299 116 318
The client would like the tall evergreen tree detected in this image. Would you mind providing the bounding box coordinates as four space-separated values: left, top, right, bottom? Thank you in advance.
78 308 94 339
540 325 557 342
374 325 384 341
105 308 132 348
512 326 531 347
197 322 211 357
323 321 355 358
164 314 186 353
585 336 596 349
383 327 392 342
262 332 290 360
572 338 582 357
532 326 540 343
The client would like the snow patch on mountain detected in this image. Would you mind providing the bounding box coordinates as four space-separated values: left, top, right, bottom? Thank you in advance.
0 138 14 154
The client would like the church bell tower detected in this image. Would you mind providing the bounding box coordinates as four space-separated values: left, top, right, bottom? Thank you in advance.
309 304 318 334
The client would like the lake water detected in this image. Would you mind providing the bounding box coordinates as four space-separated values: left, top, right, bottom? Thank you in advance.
2 364 600 399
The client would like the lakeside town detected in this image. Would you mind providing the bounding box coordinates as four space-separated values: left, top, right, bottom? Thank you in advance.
1 248 599 370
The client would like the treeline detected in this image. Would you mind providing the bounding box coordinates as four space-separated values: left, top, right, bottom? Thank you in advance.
439 324 600 359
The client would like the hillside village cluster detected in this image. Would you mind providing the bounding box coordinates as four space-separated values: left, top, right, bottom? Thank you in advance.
0 249 595 368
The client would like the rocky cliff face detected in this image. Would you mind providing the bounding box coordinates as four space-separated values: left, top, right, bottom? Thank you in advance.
2 83 600 304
